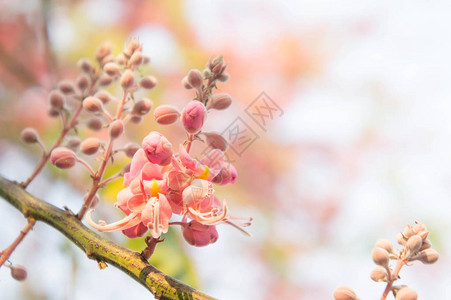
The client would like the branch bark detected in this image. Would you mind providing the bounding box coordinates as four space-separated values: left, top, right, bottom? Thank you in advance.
0 175 216 300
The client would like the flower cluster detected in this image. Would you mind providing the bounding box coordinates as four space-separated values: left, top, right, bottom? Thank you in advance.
86 55 251 247
334 222 439 300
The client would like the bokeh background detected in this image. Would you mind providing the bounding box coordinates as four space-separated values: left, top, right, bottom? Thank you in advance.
1 0 451 299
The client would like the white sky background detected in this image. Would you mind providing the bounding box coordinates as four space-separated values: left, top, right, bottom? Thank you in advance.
2 0 451 299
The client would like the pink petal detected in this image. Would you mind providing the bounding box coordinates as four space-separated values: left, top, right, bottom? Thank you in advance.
123 149 148 186
127 194 147 212
122 223 148 238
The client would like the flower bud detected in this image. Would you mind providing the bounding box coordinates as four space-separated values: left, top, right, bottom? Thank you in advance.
99 74 113 86
187 69 203 89
154 105 180 125
49 90 65 110
48 107 60 118
20 127 39 144
217 72 230 82
182 100 206 134
412 223 427 235
132 98 153 116
142 55 150 65
139 76 157 89
95 42 112 62
87 117 103 131
209 93 232 110
333 286 357 300
372 247 389 267
416 249 439 264
124 37 140 57
142 131 173 166
101 54 115 65
66 137 81 150
375 239 394 254
406 235 423 254
58 80 75 95
77 58 94 73
182 221 218 247
109 120 124 139
397 232 407 246
212 163 237 186
95 91 112 104
76 74 90 93
403 225 415 239
10 265 27 281
395 287 418 300
103 62 121 77
203 132 228 151
124 143 140 158
370 266 388 282
80 138 100 155
181 76 192 89
83 96 103 113
116 53 127 65
120 163 131 175
129 51 143 66
50 147 77 169
420 239 432 251
120 70 135 90
130 115 142 124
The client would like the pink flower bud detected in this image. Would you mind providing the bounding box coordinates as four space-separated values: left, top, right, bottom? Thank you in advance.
333 286 357 300
372 247 389 267
95 42 112 62
77 58 94 73
217 72 230 82
101 54 114 65
406 235 423 254
187 69 203 89
76 74 90 93
154 105 181 125
416 249 439 264
208 93 232 110
139 76 157 89
395 287 418 300
132 98 153 116
87 117 103 131
95 91 112 104
49 90 65 110
99 74 113 86
203 132 228 151
182 101 206 134
129 51 143 66
130 115 142 124
182 221 218 247
50 147 77 169
83 96 103 113
212 164 237 186
103 62 120 77
120 70 135 90
58 80 75 95
142 55 150 65
80 137 101 155
109 120 124 139
142 131 173 166
420 239 432 251
181 76 192 89
124 143 140 158
20 127 39 144
66 137 81 150
116 53 127 65
370 266 388 282
123 37 140 57
375 239 394 254
10 265 27 281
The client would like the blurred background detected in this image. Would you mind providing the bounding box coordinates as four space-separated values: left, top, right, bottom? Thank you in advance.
1 0 451 299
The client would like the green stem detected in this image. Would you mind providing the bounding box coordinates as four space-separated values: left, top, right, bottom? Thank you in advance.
0 175 216 300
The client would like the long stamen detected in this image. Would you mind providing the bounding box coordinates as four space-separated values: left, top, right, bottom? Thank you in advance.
224 220 251 236
86 210 141 232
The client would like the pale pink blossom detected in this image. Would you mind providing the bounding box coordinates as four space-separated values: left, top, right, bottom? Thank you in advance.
142 131 173 166
182 100 206 134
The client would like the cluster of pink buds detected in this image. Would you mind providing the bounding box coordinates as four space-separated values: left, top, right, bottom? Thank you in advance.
334 222 439 300
85 55 251 247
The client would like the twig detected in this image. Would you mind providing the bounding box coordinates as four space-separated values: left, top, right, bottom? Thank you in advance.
0 217 36 268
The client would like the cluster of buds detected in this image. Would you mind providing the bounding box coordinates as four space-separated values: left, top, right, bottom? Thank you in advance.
86 56 251 247
334 222 439 300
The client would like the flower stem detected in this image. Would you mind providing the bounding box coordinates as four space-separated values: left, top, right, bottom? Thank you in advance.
0 217 36 268
380 258 405 300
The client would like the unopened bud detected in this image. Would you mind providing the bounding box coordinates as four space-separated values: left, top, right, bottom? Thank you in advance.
420 239 432 251
124 143 140 158
142 131 173 166
95 42 112 62
20 127 39 144
50 147 77 169
120 70 135 90
58 80 75 95
130 115 142 124
132 98 153 116
187 69 203 89
48 107 60 118
129 51 143 66
99 74 113 86
333 286 357 300
182 101 207 134
403 225 415 239
139 76 157 89
395 287 418 300
49 90 65 110
375 239 394 254
104 62 121 77
76 74 90 93
83 96 103 113
412 223 427 235
406 235 423 254
66 137 81 150
10 265 27 281
109 120 124 139
142 55 150 64
80 138 101 155
372 247 389 267
95 91 112 104
397 233 407 246
101 54 114 65
154 105 180 125
370 266 388 282
217 72 230 82
116 53 127 65
77 58 94 73
124 37 140 57
209 93 232 110
182 76 192 89
87 117 103 131
203 132 228 151
120 163 131 175
416 249 439 264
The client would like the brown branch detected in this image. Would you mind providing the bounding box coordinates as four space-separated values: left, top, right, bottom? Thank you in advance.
0 175 216 300
0 217 36 268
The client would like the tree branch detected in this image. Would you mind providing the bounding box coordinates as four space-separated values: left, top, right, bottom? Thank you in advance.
0 175 216 300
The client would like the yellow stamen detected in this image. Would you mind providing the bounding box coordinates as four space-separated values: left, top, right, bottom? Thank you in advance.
197 166 209 180
150 179 160 197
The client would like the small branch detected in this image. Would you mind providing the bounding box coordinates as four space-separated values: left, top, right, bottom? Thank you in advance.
0 217 36 268
0 176 216 300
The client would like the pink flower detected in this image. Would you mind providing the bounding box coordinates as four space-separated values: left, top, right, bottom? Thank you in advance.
123 149 163 186
181 100 206 134
142 131 173 166
182 221 218 247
